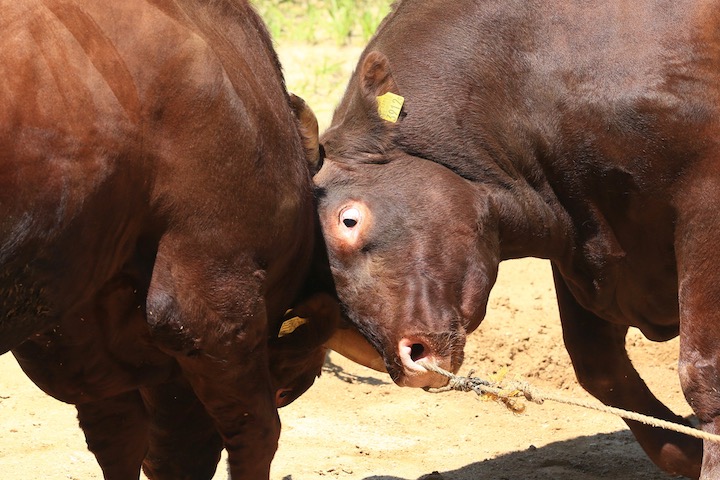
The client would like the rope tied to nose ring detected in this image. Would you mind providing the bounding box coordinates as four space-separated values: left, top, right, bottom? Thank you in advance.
418 360 720 444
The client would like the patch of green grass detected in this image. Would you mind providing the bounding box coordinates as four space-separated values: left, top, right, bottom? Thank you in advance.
327 0 354 45
253 0 392 46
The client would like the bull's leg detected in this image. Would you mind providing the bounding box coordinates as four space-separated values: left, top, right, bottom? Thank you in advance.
675 210 720 479
678 308 720 479
146 251 279 480
75 390 149 480
140 381 223 480
552 265 702 478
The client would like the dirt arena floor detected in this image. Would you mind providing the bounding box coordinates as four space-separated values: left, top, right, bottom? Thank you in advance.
0 258 690 479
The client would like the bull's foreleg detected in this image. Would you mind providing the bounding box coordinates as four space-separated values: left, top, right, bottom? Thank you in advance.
146 252 279 480
552 265 702 478
171 357 278 480
140 381 223 480
75 391 149 480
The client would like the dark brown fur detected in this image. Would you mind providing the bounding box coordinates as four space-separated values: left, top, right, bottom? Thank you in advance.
1 1 332 478
316 0 720 478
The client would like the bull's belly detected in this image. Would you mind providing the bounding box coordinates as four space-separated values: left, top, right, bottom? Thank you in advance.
593 271 680 341
12 315 177 405
561 252 680 342
13 342 178 404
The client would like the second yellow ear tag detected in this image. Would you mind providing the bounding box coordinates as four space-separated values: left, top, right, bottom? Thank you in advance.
278 316 308 337
376 92 405 122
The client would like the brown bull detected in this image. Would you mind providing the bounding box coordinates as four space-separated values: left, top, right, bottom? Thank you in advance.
315 0 720 478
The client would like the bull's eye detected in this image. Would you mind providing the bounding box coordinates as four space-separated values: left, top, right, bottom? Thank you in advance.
340 207 361 229
275 388 293 407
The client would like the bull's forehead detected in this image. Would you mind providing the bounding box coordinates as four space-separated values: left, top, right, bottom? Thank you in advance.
315 153 475 197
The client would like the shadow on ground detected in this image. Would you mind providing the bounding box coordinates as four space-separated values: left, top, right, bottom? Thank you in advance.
359 429 682 480
322 357 390 386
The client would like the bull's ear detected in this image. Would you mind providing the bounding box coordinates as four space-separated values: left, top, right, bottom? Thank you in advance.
360 51 398 97
280 292 341 346
289 93 323 175
359 51 405 124
283 293 387 373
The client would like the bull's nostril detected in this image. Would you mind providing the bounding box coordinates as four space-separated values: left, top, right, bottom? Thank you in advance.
410 343 425 362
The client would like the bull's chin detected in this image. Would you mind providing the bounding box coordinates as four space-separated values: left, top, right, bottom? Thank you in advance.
324 328 387 373
391 364 452 389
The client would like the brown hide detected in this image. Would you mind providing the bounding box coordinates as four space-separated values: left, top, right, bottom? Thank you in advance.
0 1 328 479
316 1 720 478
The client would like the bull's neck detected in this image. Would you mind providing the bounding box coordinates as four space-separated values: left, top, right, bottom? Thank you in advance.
394 106 574 263
485 179 573 263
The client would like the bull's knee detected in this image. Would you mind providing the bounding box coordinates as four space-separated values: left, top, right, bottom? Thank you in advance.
679 354 720 424
145 288 199 355
573 364 623 404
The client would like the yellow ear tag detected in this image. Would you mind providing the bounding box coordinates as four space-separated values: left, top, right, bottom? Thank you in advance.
376 92 405 123
278 315 309 337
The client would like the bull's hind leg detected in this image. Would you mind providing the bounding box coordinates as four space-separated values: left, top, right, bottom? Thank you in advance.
552 265 702 478
146 248 279 480
676 206 720 479
677 310 720 479
75 391 149 480
140 380 223 480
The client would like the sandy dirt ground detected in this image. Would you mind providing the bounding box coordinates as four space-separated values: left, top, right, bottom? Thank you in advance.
0 258 691 479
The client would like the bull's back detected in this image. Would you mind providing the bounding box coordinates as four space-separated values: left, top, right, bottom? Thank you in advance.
375 0 720 175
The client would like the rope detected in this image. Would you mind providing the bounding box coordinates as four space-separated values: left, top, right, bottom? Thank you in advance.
418 361 720 444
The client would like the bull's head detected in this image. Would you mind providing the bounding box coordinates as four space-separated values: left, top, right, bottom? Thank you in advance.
313 52 500 388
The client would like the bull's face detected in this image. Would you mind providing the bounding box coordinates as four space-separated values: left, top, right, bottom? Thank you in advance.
314 153 500 388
